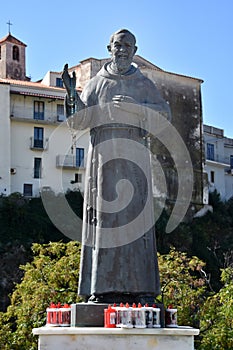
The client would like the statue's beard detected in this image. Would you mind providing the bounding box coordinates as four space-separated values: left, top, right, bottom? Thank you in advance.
113 56 132 73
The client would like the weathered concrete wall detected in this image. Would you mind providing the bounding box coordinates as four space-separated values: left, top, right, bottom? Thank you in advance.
142 68 205 209
0 41 26 80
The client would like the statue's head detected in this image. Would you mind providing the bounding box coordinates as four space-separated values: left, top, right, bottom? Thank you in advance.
107 29 137 73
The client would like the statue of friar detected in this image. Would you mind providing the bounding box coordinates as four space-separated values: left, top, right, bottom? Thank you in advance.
62 29 171 305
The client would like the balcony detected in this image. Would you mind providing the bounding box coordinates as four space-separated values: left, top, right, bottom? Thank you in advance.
56 155 85 169
30 137 49 150
57 114 65 122
206 153 230 165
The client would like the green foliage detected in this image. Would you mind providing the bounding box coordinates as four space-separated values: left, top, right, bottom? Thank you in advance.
156 191 233 292
0 241 82 350
0 191 83 250
0 189 233 349
158 247 207 327
191 192 233 291
0 243 207 349
198 267 233 349
0 241 232 349
0 194 64 253
0 191 83 311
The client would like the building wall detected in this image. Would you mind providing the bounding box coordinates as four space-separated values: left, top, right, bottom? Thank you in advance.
39 124 89 195
144 68 205 207
0 41 26 80
4 76 90 197
225 172 233 200
0 43 7 77
0 83 11 195
6 43 26 80
10 94 64 122
41 71 62 87
204 125 233 201
10 118 89 196
205 162 227 199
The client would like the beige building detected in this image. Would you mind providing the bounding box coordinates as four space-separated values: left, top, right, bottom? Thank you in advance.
0 32 207 211
0 33 88 197
204 124 233 200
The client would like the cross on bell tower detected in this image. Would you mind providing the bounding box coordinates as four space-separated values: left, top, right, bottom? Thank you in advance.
6 20 13 34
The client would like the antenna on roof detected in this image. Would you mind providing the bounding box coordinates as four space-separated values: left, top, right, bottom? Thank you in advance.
6 20 13 34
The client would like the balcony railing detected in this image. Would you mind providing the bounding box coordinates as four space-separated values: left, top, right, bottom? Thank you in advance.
34 112 44 120
56 155 85 169
30 137 48 150
206 154 229 164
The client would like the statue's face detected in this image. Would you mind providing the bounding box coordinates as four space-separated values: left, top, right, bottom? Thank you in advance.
110 33 136 71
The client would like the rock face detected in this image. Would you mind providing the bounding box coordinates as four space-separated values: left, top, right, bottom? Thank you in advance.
0 244 27 311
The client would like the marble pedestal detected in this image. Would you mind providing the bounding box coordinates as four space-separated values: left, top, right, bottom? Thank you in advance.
33 326 199 350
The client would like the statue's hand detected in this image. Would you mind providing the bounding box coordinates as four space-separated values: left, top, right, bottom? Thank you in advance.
112 95 142 115
112 95 137 104
62 64 76 100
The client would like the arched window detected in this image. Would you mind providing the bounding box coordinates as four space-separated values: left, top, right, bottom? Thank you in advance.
13 45 19 61
0 46 1 60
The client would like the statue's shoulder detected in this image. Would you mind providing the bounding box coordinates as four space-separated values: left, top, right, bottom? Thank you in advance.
136 68 159 90
83 70 104 91
81 66 106 103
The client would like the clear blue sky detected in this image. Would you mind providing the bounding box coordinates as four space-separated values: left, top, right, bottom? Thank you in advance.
1 0 233 136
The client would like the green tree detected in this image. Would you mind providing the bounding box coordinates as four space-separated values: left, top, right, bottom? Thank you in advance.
0 243 207 349
199 267 233 350
158 247 207 328
1 242 232 350
0 190 83 311
0 241 82 350
156 191 233 292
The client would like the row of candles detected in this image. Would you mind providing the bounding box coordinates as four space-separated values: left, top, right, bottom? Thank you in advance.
104 303 178 328
46 303 71 327
46 302 177 328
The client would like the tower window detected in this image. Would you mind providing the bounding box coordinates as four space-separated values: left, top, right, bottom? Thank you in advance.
13 45 19 61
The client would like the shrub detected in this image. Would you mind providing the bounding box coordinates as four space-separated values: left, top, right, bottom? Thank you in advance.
0 241 82 350
1 243 232 350
199 267 233 349
158 247 207 328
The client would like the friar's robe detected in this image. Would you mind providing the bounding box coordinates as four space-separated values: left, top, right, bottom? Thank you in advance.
67 62 171 298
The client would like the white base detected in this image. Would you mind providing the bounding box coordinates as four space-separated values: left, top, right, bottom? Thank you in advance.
33 326 199 350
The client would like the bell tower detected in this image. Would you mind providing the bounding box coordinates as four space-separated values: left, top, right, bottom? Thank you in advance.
0 28 27 80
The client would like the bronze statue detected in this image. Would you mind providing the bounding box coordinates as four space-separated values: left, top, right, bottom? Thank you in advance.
62 29 171 304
